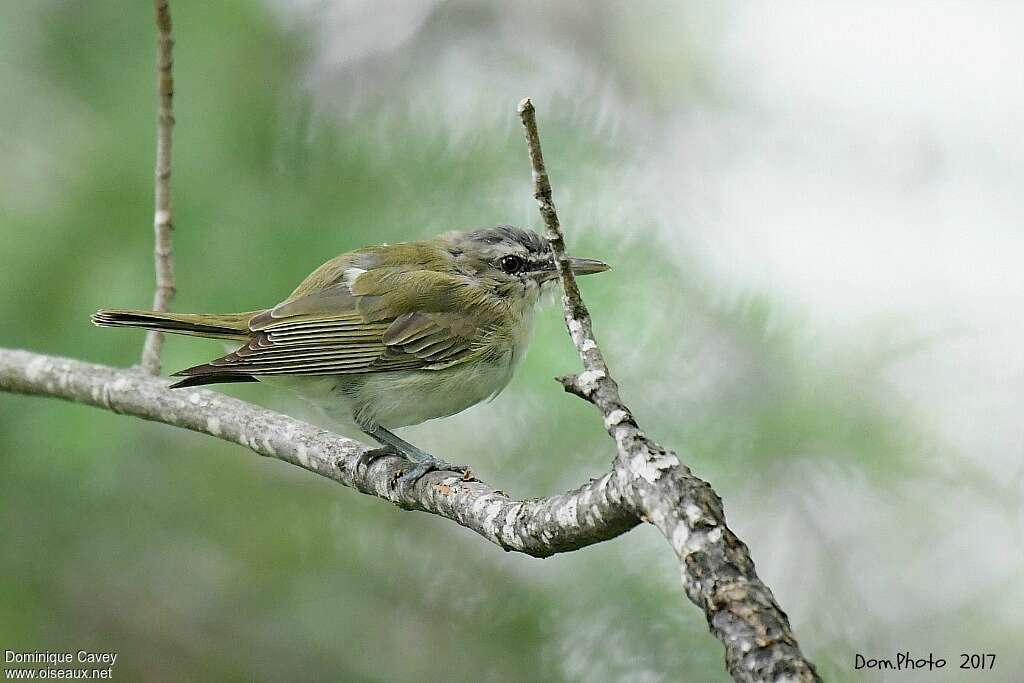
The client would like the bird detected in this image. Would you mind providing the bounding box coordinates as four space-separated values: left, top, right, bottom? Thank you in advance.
92 225 609 482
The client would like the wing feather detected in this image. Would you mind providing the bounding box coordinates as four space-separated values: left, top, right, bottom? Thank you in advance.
174 268 484 381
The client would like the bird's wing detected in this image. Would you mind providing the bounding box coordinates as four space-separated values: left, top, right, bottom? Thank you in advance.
174 268 483 379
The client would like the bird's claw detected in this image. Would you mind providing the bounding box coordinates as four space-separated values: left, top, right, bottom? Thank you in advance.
398 456 470 487
355 445 401 471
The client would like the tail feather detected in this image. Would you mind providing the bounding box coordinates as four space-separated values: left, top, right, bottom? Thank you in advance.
91 308 260 341
170 357 262 388
169 371 260 389
93 308 263 388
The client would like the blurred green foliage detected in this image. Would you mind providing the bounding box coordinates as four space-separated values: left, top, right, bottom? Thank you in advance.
0 2 959 682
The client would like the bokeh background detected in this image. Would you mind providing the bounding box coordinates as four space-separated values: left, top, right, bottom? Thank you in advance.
2 1 1023 681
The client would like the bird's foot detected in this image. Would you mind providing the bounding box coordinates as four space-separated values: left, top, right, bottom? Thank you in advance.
355 445 401 471
398 455 470 486
358 425 471 486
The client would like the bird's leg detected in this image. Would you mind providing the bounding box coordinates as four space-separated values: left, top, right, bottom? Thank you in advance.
361 426 469 484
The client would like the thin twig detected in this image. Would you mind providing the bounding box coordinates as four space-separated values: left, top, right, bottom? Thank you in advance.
141 0 177 375
518 97 821 683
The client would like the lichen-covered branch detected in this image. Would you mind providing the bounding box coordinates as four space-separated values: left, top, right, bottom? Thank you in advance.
0 347 637 557
141 0 177 375
518 98 821 683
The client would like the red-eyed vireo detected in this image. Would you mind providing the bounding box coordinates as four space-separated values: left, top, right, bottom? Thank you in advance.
93 226 609 481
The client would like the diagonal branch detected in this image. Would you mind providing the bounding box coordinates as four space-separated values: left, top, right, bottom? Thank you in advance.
0 347 638 558
141 0 177 375
518 98 821 683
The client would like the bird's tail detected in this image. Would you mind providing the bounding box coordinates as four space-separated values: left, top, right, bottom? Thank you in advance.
91 308 260 341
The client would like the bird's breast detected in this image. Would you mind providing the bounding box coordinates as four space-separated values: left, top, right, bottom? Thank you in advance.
343 355 519 428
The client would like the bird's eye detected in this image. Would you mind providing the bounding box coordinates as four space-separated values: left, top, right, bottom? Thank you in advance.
498 254 525 274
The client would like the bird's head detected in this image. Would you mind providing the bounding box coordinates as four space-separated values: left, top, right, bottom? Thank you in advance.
441 225 609 305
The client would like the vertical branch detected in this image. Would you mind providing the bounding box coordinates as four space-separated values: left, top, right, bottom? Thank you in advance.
141 0 177 375
517 98 629 431
518 98 821 683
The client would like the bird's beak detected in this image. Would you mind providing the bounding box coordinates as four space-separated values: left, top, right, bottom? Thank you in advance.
567 256 611 276
531 255 610 283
